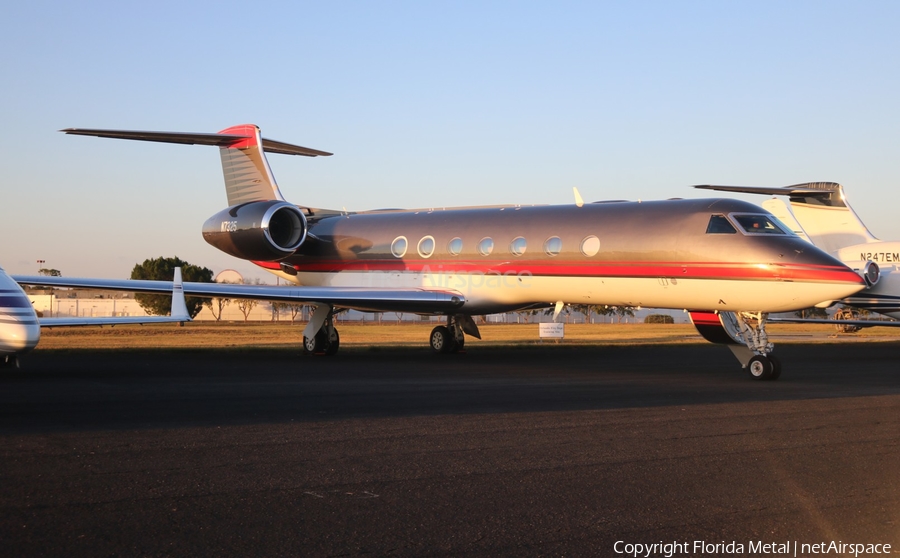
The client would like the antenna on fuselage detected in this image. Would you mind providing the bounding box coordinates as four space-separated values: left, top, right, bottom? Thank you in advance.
573 187 584 208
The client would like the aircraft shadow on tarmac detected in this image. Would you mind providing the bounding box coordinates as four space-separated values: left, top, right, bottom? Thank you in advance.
1 343 898 434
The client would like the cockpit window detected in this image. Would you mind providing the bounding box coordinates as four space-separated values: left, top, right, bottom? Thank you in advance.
706 215 737 234
731 214 789 235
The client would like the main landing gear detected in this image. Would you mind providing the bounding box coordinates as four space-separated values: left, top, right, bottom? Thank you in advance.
430 315 479 354
831 307 862 334
302 310 480 356
303 305 340 356
429 325 463 353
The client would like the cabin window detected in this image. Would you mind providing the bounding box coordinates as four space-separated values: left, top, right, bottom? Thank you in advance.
544 236 562 256
509 237 527 256
478 237 494 256
706 215 737 234
581 235 600 257
447 237 463 256
732 214 788 235
391 236 408 258
417 236 435 258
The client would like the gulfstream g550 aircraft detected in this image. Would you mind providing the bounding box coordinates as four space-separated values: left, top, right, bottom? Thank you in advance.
14 125 869 380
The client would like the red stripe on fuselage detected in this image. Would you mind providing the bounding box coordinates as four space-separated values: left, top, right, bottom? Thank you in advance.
253 259 864 284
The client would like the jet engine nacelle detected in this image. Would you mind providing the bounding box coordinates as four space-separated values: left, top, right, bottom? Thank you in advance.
202 200 307 261
860 260 880 287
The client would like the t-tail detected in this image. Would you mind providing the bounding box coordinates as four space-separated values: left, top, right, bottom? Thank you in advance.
61 125 332 206
62 125 332 263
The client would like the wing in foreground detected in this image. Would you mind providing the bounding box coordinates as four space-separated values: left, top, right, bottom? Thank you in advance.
30 268 191 326
12 276 466 314
39 315 187 327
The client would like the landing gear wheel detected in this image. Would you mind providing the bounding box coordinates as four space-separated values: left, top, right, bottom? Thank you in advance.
747 355 773 381
303 330 327 354
430 326 453 353
304 329 329 355
304 327 340 355
768 354 782 381
325 328 340 356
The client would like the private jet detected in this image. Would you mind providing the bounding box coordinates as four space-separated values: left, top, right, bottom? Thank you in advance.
13 126 870 380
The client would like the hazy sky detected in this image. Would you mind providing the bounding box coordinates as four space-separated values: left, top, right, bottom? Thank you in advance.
2 1 898 280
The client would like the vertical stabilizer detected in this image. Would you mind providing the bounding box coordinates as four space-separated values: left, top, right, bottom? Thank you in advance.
217 124 285 205
782 183 878 254
761 198 812 244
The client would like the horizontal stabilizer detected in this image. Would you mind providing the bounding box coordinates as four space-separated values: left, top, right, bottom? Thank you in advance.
693 182 841 198
60 128 332 157
63 124 332 205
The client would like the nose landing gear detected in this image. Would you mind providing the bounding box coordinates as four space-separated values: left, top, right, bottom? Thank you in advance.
746 353 782 381
689 310 782 381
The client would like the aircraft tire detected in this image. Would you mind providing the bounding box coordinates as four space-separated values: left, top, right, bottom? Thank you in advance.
303 330 328 355
452 335 464 352
768 355 782 381
747 355 773 381
430 326 452 354
325 328 340 356
0 355 19 369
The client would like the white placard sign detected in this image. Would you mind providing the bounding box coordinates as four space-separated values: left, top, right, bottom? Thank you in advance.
539 323 565 339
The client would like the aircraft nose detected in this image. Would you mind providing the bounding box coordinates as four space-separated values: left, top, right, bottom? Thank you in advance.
786 249 867 300
0 321 41 355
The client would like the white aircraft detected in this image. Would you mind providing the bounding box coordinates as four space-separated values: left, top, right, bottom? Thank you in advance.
1 266 190 368
11 126 871 380
695 182 900 326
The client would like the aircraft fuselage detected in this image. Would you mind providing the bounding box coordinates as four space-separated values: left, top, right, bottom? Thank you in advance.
0 267 41 360
255 198 865 314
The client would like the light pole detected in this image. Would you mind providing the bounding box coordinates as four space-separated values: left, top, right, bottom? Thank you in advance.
36 259 45 274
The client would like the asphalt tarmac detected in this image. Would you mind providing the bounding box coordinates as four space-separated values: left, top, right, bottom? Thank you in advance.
1 342 899 557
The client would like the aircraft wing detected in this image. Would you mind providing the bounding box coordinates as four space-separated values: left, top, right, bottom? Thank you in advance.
23 268 192 326
12 275 466 314
39 315 188 327
769 317 900 328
